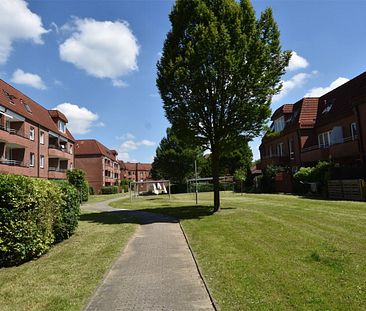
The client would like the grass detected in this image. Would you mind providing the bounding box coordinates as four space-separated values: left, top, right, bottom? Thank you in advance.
87 192 126 204
0 210 137 311
111 192 366 311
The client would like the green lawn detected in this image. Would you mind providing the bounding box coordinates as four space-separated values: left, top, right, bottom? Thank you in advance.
111 192 366 311
87 192 126 204
0 210 136 311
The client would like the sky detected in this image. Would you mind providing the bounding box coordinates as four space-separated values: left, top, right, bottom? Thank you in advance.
0 0 365 163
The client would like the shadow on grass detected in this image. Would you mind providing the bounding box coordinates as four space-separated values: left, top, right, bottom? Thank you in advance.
80 205 214 226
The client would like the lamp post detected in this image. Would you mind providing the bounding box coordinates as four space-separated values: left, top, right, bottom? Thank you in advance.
194 158 198 204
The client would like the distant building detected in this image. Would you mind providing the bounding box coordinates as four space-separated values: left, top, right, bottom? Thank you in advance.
120 161 152 182
75 139 120 193
0 79 75 179
259 71 366 192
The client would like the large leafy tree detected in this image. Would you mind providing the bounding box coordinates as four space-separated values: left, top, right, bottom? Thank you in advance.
151 128 203 184
157 0 290 211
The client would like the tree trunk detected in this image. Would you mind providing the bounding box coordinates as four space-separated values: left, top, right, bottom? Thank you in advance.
212 150 220 213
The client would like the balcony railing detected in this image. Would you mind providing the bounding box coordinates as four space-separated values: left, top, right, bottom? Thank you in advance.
0 124 28 139
0 159 26 167
48 167 67 172
49 144 69 152
302 135 358 153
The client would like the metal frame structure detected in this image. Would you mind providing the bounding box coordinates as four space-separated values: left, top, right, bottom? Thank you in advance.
129 180 171 201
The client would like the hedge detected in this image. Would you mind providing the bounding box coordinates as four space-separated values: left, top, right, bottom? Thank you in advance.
101 186 118 194
0 175 80 267
53 181 80 243
66 169 89 202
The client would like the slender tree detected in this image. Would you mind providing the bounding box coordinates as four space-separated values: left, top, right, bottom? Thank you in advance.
157 0 290 212
151 128 203 184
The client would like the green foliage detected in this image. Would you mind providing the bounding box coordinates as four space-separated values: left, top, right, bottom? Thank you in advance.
157 0 290 210
264 130 281 139
294 161 332 194
101 186 119 194
120 179 130 192
89 185 94 195
67 169 89 202
152 127 203 183
53 181 80 243
0 175 61 266
260 165 283 193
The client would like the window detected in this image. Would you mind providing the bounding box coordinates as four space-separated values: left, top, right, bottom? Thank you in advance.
69 144 73 154
30 153 35 167
276 143 284 156
29 127 35 141
351 123 357 140
21 100 32 113
273 116 285 132
40 131 44 144
288 139 294 159
70 162 73 170
269 146 273 158
40 155 44 168
318 131 331 148
58 120 66 133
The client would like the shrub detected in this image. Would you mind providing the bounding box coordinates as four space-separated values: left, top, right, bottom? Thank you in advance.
67 169 89 202
53 181 80 243
120 179 130 192
0 175 62 267
89 186 94 195
101 186 118 194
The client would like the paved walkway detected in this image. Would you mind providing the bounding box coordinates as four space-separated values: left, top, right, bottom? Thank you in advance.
82 197 214 311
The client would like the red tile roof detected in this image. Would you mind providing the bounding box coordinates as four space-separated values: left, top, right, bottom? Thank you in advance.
298 98 319 128
75 139 118 160
120 161 152 171
48 110 68 123
316 71 366 126
271 104 293 120
0 79 74 141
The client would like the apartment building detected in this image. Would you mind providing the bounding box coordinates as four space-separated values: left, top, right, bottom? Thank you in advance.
0 80 74 179
120 161 152 182
259 71 366 191
74 139 120 193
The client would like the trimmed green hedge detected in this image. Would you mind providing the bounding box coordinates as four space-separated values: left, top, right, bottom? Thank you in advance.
101 186 118 194
0 175 80 267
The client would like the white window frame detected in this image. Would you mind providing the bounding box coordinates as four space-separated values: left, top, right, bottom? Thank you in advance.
318 131 331 148
351 123 357 140
69 144 73 154
40 131 44 144
29 127 35 141
40 155 44 168
276 143 284 157
58 120 66 133
30 153 35 167
289 139 294 159
273 116 285 132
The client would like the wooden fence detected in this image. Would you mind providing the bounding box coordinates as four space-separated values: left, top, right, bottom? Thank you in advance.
328 179 366 201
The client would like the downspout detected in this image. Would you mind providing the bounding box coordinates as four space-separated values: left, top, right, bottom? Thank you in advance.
37 124 40 178
354 104 365 164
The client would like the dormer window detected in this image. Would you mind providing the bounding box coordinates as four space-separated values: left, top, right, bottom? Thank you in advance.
21 99 32 113
58 120 66 133
273 116 285 132
2 89 17 104
322 99 334 114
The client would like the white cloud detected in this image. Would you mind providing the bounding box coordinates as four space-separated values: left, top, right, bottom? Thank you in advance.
287 51 309 71
96 121 105 127
53 103 99 135
0 0 48 64
59 18 139 86
273 72 311 102
304 77 349 97
116 132 135 140
11 69 46 90
117 138 155 161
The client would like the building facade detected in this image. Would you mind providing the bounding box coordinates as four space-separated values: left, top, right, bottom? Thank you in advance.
74 139 120 193
120 161 152 182
0 80 74 179
259 71 366 191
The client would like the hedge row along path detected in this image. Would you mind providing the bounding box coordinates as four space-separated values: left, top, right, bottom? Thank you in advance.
82 197 214 311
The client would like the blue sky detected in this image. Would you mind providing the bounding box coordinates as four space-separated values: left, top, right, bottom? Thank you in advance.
0 1 365 162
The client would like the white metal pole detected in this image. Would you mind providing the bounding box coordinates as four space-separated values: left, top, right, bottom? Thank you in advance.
195 159 198 205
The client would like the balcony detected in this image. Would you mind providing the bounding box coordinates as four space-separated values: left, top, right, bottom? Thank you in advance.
0 157 30 175
48 167 67 179
0 124 29 146
48 144 72 160
301 136 359 163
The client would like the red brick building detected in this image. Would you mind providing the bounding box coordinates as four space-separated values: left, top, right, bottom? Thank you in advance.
0 80 75 179
259 71 366 191
75 139 120 193
120 161 152 182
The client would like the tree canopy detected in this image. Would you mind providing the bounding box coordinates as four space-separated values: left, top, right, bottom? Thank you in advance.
157 0 290 211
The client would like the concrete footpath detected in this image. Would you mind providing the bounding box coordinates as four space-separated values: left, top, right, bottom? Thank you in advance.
82 197 215 311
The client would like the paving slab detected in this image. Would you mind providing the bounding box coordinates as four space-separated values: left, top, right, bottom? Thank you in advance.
82 198 214 311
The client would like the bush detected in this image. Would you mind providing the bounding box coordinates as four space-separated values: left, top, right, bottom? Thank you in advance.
53 181 80 243
120 179 130 192
101 186 118 194
89 185 94 195
67 169 89 202
0 175 62 267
